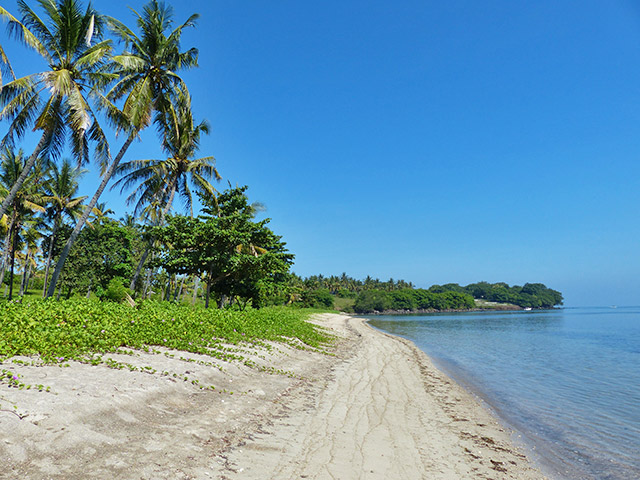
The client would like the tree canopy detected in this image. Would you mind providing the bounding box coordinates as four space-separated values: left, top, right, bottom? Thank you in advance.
150 186 294 308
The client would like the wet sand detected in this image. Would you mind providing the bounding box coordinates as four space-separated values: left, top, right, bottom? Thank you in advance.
0 313 546 479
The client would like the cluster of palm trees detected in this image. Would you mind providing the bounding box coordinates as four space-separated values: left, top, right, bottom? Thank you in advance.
297 273 416 295
0 0 219 299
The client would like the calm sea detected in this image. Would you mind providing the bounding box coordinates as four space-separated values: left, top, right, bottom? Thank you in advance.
367 307 640 480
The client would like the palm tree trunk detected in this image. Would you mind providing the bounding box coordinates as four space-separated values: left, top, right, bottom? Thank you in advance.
0 132 48 221
173 275 185 302
129 179 178 291
142 267 152 299
25 261 33 291
46 133 137 298
205 267 214 308
130 245 152 292
8 222 17 300
19 248 30 296
0 218 14 289
42 218 59 297
191 276 200 305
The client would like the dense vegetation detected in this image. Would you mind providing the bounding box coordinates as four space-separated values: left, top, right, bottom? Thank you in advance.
353 289 475 313
0 1 297 309
292 274 563 313
0 298 331 362
429 282 563 309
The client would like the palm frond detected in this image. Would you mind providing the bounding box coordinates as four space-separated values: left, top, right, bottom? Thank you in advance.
16 0 55 59
1 4 48 59
111 53 146 72
104 15 136 45
75 40 113 70
0 43 16 85
87 120 111 170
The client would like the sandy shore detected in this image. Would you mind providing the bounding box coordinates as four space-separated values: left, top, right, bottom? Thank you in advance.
0 313 546 479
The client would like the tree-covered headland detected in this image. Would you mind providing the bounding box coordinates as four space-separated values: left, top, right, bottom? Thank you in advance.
292 275 563 313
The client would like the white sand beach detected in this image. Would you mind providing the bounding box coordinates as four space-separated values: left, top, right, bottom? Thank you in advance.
0 313 546 479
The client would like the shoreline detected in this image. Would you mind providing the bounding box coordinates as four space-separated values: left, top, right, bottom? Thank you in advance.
377 325 559 479
0 313 546 479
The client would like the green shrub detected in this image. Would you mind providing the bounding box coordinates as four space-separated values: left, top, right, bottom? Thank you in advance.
301 289 334 309
97 277 130 303
353 290 391 313
389 289 417 310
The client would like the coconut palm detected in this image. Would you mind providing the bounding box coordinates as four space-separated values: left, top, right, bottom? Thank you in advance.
0 0 112 222
0 147 46 299
46 0 200 297
90 201 115 224
19 215 45 296
114 101 218 218
113 98 220 290
41 158 87 296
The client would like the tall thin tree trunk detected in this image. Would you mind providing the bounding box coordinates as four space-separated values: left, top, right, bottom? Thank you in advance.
46 133 137 297
129 179 177 291
205 269 212 308
25 261 32 292
0 132 48 221
130 245 152 292
142 267 152 299
8 222 17 300
0 228 11 291
173 275 185 302
19 249 30 296
191 276 200 305
0 216 16 289
42 218 59 297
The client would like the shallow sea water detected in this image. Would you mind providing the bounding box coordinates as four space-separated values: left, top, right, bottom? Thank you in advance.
368 307 640 480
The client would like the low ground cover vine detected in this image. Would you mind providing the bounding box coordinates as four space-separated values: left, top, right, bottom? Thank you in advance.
0 299 333 369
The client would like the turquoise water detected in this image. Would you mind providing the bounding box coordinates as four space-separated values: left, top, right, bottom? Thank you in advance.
367 307 640 480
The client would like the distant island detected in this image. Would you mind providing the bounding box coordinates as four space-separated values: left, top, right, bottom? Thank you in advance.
294 275 563 314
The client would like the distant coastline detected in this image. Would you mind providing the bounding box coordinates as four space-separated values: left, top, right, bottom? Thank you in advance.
362 304 525 315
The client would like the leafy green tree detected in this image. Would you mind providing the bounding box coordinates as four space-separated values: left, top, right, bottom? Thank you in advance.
151 186 294 308
300 288 334 309
389 289 417 310
41 159 87 296
353 290 391 313
58 219 136 298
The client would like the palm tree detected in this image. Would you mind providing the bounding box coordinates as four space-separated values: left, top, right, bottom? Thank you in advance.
113 99 220 290
46 0 200 297
119 212 140 229
86 201 115 225
41 159 87 296
115 100 218 218
0 147 46 299
0 0 112 222
19 215 45 296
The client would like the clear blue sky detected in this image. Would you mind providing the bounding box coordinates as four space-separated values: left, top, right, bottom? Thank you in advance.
3 0 640 306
